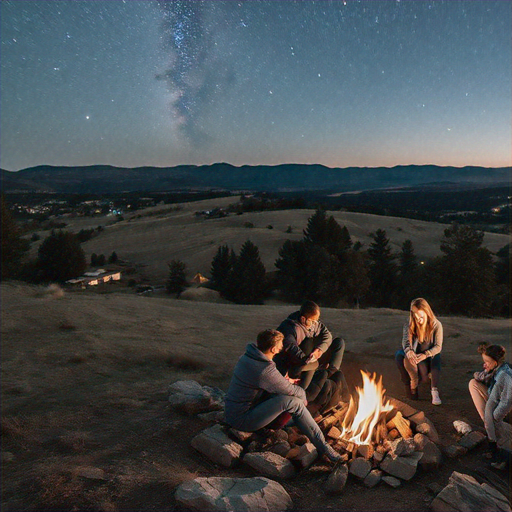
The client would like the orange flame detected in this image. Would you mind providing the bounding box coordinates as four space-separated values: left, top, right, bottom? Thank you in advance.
339 370 393 446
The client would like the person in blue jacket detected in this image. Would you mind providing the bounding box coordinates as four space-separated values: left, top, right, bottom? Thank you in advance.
224 329 342 462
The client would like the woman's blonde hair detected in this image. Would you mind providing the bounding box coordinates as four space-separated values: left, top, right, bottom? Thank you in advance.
409 298 436 343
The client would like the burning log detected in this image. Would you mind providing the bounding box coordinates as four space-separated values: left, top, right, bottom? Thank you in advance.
386 411 413 439
374 420 389 445
319 403 349 430
357 444 374 460
327 426 342 439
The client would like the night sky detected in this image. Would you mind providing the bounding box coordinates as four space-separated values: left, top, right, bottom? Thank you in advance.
1 0 510 172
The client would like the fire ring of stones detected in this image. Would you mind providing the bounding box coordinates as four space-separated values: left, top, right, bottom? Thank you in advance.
168 380 491 512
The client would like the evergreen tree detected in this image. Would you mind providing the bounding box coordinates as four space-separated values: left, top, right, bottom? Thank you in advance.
366 229 398 307
108 251 118 264
36 230 87 283
436 224 495 317
210 244 236 291
97 254 106 266
397 239 420 308
342 250 370 308
223 240 266 304
1 195 30 280
91 253 98 266
166 259 187 296
303 209 329 247
275 240 313 303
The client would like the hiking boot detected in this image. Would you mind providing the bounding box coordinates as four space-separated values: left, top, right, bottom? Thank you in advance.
323 444 343 463
431 388 442 405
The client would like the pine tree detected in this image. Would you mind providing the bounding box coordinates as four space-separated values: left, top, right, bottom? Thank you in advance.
108 251 118 264
166 259 187 296
1 195 30 280
210 244 236 291
37 230 87 283
367 229 398 307
303 209 329 247
436 224 495 317
397 239 420 308
494 244 510 317
223 240 266 304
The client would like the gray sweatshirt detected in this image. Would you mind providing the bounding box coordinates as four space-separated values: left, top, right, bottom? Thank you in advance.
402 319 443 358
225 343 306 425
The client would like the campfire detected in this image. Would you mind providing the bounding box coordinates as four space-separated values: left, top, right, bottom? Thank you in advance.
339 370 394 446
316 370 415 461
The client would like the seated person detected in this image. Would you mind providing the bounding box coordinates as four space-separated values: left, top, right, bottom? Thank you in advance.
395 298 443 405
469 343 512 470
275 300 345 390
224 329 342 462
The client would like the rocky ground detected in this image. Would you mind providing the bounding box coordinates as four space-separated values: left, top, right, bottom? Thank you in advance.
1 282 510 511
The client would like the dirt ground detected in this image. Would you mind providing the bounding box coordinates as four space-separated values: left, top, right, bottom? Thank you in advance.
1 282 510 511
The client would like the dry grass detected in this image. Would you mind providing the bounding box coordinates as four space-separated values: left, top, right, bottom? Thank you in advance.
2 200 511 511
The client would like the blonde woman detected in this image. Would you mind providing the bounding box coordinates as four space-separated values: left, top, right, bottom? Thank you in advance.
395 298 443 405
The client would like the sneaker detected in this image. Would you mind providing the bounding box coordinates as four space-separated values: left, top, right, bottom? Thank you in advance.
323 444 343 462
431 388 442 405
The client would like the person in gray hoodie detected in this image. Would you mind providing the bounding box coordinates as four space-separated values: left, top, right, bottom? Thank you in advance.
225 329 342 462
275 301 345 390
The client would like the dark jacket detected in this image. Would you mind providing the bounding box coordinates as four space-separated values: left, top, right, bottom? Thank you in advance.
224 343 306 425
276 311 333 367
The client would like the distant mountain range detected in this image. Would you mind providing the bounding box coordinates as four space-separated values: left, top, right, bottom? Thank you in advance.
1 163 510 194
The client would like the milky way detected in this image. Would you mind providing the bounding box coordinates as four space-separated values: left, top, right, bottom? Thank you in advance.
1 0 510 170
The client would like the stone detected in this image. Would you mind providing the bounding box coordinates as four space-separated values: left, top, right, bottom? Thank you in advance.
269 441 291 458
380 452 423 481
229 428 254 443
458 430 486 450
75 467 107 481
324 464 349 495
289 442 317 469
418 438 442 471
168 380 225 415
443 444 468 459
407 410 426 427
415 420 440 444
431 471 511 512
453 420 472 435
191 424 243 468
175 476 293 512
349 457 372 480
382 475 401 488
364 469 383 488
428 482 444 495
388 438 416 457
244 452 297 480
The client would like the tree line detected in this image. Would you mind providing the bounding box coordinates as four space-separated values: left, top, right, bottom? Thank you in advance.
198 209 509 317
2 196 509 317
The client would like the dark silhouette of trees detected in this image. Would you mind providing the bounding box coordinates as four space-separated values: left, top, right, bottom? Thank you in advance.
366 229 398 307
108 251 118 264
36 230 87 283
1 195 30 280
210 244 236 292
223 240 267 304
435 224 495 317
276 209 369 307
396 239 421 308
166 259 187 296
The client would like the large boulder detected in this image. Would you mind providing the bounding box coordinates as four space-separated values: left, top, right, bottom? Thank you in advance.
175 476 293 512
191 424 243 468
169 380 225 415
431 471 511 512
